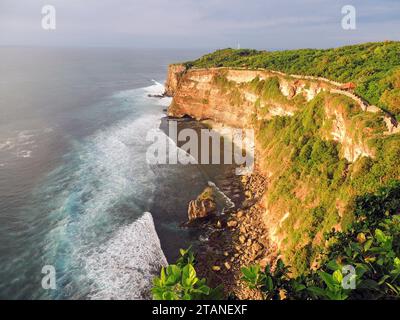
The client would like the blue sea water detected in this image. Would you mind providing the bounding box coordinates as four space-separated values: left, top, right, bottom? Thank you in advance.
0 47 228 299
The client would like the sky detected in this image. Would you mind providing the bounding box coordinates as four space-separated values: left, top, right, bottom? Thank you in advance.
0 0 399 50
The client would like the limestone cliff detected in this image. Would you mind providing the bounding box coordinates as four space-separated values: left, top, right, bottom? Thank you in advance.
165 64 400 274
166 65 396 161
164 64 187 97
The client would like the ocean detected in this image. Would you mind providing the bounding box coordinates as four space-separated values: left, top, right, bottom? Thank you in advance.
0 47 233 299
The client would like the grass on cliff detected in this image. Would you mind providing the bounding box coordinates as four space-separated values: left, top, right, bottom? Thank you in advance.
257 93 400 275
241 186 400 300
212 72 304 116
182 41 400 117
189 68 399 276
154 183 400 300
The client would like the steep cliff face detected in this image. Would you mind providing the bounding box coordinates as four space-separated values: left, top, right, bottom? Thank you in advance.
166 64 400 274
167 67 254 127
166 65 388 162
164 64 186 97
168 66 329 127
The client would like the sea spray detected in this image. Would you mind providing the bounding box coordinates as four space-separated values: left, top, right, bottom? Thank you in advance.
86 212 167 300
34 83 170 299
0 49 206 300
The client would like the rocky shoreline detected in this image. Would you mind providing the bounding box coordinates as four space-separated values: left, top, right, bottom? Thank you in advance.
157 92 275 298
189 164 276 299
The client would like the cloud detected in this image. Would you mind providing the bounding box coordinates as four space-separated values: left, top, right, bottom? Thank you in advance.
0 0 399 49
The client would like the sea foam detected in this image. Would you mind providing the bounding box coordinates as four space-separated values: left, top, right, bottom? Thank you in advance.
38 82 170 299
85 212 167 300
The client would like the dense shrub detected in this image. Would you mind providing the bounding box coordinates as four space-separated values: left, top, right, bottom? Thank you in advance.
154 196 400 300
255 93 400 275
152 248 223 300
155 42 400 300
241 182 400 300
182 42 400 115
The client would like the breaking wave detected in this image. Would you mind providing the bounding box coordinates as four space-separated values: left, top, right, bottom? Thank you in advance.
86 212 167 300
36 82 171 299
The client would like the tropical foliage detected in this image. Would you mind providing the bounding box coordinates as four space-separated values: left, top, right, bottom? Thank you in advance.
151 248 223 300
153 182 400 300
242 216 400 300
155 42 400 300
182 41 400 116
254 87 400 274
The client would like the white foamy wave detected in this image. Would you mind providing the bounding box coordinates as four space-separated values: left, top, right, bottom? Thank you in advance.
114 80 171 107
40 85 170 299
0 127 52 158
85 212 167 300
44 112 163 246
144 80 165 95
145 80 172 107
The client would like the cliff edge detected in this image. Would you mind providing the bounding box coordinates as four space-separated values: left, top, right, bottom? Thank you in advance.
165 63 400 275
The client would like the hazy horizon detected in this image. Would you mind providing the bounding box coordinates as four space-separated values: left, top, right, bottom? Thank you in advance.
1 0 399 50
1 39 398 51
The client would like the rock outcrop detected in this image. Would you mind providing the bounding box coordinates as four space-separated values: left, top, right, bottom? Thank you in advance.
188 187 217 221
164 64 186 97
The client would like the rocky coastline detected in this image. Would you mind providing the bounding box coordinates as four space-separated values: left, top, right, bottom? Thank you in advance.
184 158 275 299
161 65 277 298
157 107 273 297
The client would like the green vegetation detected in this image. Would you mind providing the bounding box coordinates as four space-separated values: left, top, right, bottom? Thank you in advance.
156 42 400 300
253 76 286 103
178 67 399 276
153 183 400 300
151 248 223 300
242 182 400 300
255 91 400 275
212 71 304 118
183 42 400 116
